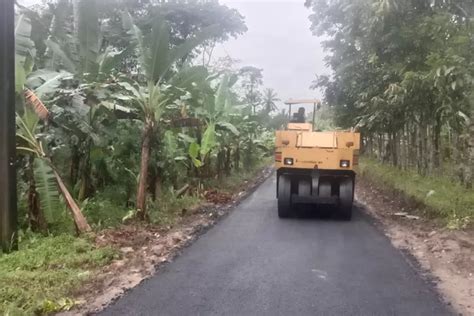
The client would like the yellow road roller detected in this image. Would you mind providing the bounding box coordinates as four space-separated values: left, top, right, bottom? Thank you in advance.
275 99 360 220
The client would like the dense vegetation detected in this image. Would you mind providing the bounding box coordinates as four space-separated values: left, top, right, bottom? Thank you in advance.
3 1 283 312
359 158 473 228
13 0 279 236
306 0 473 187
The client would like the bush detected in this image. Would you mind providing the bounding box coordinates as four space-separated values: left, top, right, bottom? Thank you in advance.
0 234 116 314
359 158 473 228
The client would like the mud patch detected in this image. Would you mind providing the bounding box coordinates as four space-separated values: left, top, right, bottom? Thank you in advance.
204 189 233 204
356 177 474 316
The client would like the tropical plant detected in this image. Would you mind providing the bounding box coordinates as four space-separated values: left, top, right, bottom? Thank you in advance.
12 0 280 237
262 88 280 114
306 0 474 184
14 12 91 233
121 12 217 219
16 108 91 233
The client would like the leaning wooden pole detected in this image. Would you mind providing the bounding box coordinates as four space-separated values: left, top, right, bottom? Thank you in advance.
0 0 18 252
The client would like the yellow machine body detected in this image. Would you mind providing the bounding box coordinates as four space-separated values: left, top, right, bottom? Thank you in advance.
275 129 360 170
275 99 360 220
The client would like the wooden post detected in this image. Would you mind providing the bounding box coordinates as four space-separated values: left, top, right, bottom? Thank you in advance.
0 0 18 252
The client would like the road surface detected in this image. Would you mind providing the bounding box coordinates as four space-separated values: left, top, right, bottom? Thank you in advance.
101 175 452 316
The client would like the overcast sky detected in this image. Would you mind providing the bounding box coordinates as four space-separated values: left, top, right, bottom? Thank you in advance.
216 0 328 104
19 0 329 105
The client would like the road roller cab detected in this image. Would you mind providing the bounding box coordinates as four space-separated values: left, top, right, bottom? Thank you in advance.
275 99 360 220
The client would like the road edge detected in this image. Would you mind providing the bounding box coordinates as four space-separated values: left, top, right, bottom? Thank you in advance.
65 167 275 316
355 178 474 316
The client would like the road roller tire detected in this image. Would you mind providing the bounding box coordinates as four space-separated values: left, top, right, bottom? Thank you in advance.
339 177 354 221
278 175 292 218
298 180 311 196
319 181 331 197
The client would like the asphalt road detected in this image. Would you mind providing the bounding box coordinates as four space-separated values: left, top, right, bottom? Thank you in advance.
101 175 452 316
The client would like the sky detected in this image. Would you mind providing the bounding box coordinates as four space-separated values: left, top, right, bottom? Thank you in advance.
19 0 330 105
216 0 329 104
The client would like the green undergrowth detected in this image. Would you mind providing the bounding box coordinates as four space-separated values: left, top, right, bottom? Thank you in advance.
205 157 272 193
1 160 273 315
0 234 116 315
358 158 473 229
149 193 202 226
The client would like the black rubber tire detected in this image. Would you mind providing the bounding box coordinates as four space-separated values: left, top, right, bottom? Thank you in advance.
319 181 331 197
339 177 354 221
298 180 311 196
278 175 292 218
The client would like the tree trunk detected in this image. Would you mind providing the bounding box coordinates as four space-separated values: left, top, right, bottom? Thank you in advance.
27 157 47 234
400 125 407 170
377 133 383 162
224 146 232 176
217 149 225 179
392 131 399 168
465 100 474 188
153 171 162 202
51 164 91 233
433 118 442 172
78 141 92 201
245 140 254 167
416 123 423 174
410 122 417 169
70 145 80 186
234 143 240 171
136 124 152 220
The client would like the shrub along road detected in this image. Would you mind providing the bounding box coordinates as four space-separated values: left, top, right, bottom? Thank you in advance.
101 176 452 315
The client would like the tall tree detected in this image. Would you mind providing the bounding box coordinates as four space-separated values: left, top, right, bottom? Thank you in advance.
306 0 473 181
262 88 280 114
239 66 263 115
122 12 216 219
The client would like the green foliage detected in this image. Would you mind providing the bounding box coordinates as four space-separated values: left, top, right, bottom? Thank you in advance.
8 2 282 313
33 158 61 223
200 123 217 160
149 193 201 226
122 12 217 85
262 88 280 114
188 142 203 168
13 0 279 230
307 0 474 182
359 158 472 228
204 156 272 193
0 234 116 315
81 195 130 229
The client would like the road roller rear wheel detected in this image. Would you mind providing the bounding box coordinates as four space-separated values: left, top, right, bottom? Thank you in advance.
278 175 292 218
298 180 311 196
319 181 331 197
339 177 354 221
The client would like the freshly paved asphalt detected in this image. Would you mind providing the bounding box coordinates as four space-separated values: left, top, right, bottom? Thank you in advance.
101 175 452 316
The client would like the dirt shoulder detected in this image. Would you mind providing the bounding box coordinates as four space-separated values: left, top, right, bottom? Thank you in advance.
63 166 273 315
356 177 474 316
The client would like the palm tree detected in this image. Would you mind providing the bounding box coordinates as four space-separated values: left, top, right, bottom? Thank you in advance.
262 88 280 114
122 13 216 219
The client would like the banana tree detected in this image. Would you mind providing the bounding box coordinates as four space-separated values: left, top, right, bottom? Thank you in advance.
122 12 217 219
16 108 91 233
34 0 130 200
186 74 242 177
15 13 91 233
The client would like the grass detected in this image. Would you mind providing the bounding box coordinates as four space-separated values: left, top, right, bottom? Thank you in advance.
150 157 272 225
205 157 273 193
149 193 202 226
0 234 116 315
0 159 273 315
358 158 473 229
